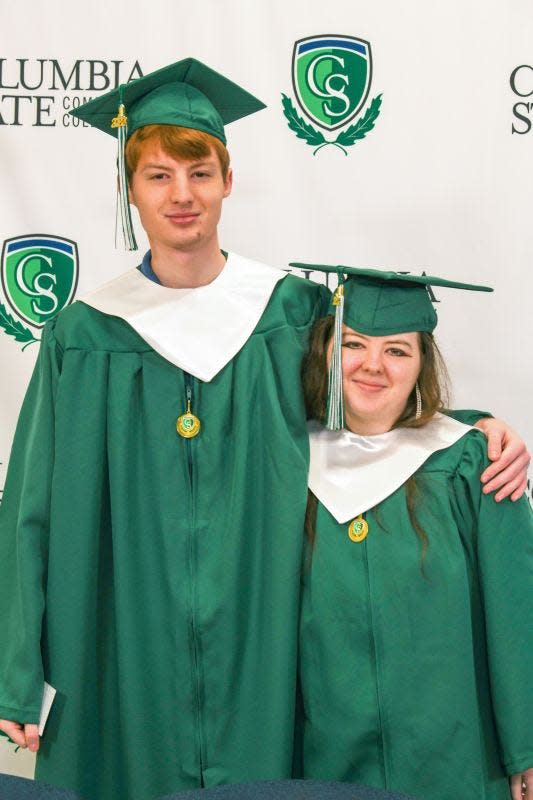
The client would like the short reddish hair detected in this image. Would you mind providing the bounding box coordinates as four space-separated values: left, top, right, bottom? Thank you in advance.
125 124 230 181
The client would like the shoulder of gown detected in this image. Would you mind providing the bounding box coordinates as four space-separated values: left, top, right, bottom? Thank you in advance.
254 273 331 332
416 427 489 476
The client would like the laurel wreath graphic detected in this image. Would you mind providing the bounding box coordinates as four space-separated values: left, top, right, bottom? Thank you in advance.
281 93 383 155
0 299 39 349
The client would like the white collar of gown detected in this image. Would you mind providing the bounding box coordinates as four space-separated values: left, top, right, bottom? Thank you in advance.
78 252 286 382
308 413 473 523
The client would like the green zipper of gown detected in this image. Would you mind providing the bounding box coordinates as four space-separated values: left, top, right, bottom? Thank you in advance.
184 372 205 784
362 537 388 786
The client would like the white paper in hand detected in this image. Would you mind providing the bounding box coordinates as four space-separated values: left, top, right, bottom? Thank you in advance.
38 682 56 736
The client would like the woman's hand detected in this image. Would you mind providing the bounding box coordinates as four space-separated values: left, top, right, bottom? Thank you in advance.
0 719 40 752
474 418 531 501
510 767 533 799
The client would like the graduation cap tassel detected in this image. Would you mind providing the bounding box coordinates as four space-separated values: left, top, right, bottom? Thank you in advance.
111 92 138 252
326 281 345 431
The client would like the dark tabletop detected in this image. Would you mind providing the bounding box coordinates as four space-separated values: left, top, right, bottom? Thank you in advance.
0 775 419 800
0 773 83 800
159 779 418 800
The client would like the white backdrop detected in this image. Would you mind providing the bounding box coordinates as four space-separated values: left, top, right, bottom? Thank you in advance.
1 0 532 779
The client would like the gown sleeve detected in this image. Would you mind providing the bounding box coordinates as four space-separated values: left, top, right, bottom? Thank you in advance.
453 431 533 775
445 409 491 425
0 321 62 723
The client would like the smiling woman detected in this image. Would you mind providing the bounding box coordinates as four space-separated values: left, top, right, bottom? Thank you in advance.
333 328 422 434
297 264 533 800
303 317 449 434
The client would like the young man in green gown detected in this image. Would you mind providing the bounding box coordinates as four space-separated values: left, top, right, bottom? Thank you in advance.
0 58 529 800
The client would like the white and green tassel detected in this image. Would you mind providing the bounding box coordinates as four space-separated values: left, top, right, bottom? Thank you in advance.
111 91 138 251
326 280 345 430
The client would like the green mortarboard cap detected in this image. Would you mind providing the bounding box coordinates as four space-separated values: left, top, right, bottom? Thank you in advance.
289 263 493 430
290 263 493 335
69 57 266 145
70 58 266 251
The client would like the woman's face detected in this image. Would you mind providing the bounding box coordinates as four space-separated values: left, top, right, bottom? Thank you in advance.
329 325 422 435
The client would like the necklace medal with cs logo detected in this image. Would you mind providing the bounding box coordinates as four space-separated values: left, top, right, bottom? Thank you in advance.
282 34 382 155
0 235 79 349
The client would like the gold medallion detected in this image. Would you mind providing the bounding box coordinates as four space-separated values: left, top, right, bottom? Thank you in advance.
348 514 369 543
177 398 201 438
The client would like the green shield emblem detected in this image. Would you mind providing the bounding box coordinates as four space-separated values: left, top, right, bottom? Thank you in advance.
1 235 79 329
292 35 372 131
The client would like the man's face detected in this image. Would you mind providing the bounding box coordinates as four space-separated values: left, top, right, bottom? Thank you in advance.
128 140 232 253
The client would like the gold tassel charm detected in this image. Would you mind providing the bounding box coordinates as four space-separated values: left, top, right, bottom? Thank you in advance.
348 514 369 543
111 103 128 129
112 90 138 252
332 283 344 306
177 386 201 438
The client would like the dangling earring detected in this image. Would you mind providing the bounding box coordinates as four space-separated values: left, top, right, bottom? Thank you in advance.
415 382 422 420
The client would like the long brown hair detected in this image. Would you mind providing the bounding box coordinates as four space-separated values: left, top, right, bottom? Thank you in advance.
303 316 451 563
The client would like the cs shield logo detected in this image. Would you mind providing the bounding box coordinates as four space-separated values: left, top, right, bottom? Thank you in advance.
282 34 382 155
0 235 79 349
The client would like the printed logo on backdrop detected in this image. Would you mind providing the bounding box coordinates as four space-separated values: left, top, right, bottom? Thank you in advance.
0 59 143 127
510 65 533 134
0 235 79 349
282 35 382 155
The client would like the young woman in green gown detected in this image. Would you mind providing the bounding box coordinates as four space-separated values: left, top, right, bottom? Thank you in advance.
297 265 533 800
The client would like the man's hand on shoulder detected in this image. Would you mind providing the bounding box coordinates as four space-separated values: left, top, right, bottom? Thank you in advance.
475 418 531 502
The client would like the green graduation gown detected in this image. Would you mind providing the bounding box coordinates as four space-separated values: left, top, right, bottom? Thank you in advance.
300 423 533 800
0 258 329 800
